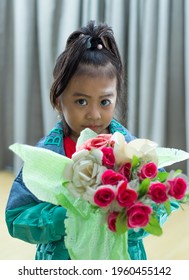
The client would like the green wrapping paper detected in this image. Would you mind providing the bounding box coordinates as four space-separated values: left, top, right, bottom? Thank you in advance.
64 199 130 260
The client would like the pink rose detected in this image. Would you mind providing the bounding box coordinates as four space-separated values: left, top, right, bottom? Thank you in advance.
101 169 127 186
94 185 115 207
118 162 132 181
127 202 152 228
77 134 112 151
101 147 115 168
167 177 187 200
107 212 119 232
140 162 158 180
148 182 168 203
116 181 138 207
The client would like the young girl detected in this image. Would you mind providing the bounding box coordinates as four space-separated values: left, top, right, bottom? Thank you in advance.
5 21 177 260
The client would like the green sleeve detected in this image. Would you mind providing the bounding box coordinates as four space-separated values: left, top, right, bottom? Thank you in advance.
5 202 67 244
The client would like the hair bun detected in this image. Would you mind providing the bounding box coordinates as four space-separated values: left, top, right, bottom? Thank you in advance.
86 37 104 49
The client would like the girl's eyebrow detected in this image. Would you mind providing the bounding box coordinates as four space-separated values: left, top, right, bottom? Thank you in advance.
72 92 115 98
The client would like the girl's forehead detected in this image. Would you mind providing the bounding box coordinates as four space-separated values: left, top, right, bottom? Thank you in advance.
64 69 117 96
69 72 117 90
75 63 117 79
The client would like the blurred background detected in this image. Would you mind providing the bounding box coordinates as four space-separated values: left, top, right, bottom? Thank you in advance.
0 0 189 260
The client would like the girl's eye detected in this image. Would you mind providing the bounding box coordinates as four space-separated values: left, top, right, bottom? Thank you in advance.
100 99 112 107
75 99 87 106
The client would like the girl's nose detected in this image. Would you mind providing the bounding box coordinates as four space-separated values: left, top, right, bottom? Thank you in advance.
86 106 101 120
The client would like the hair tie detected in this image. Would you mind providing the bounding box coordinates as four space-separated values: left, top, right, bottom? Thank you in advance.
97 44 103 50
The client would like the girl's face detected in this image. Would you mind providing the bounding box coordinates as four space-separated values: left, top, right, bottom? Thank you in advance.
57 74 117 141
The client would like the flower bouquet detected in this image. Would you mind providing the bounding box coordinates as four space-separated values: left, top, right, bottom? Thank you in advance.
10 128 189 260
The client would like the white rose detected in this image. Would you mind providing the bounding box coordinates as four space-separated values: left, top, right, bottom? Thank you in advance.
110 132 129 166
126 139 158 165
70 149 107 195
111 132 158 166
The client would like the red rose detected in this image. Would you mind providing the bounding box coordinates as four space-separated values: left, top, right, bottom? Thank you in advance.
101 147 115 168
101 169 127 186
148 182 168 203
107 212 119 232
127 202 152 228
116 181 138 207
140 162 158 180
118 162 132 181
167 177 187 200
94 185 115 207
77 134 112 151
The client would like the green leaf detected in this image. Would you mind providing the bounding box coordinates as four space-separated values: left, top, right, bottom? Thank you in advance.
116 212 128 235
144 215 163 236
163 200 171 215
180 193 189 204
173 169 182 176
138 178 150 199
132 155 140 169
157 171 169 182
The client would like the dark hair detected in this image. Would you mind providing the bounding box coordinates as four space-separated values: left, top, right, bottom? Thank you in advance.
50 20 125 109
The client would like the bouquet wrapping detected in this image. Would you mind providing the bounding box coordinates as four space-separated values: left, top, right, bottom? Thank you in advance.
10 129 189 259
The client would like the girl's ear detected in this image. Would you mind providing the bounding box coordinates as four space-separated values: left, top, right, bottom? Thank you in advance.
55 99 62 112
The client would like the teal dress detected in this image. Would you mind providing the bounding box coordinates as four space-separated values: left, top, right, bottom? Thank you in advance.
5 119 179 260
